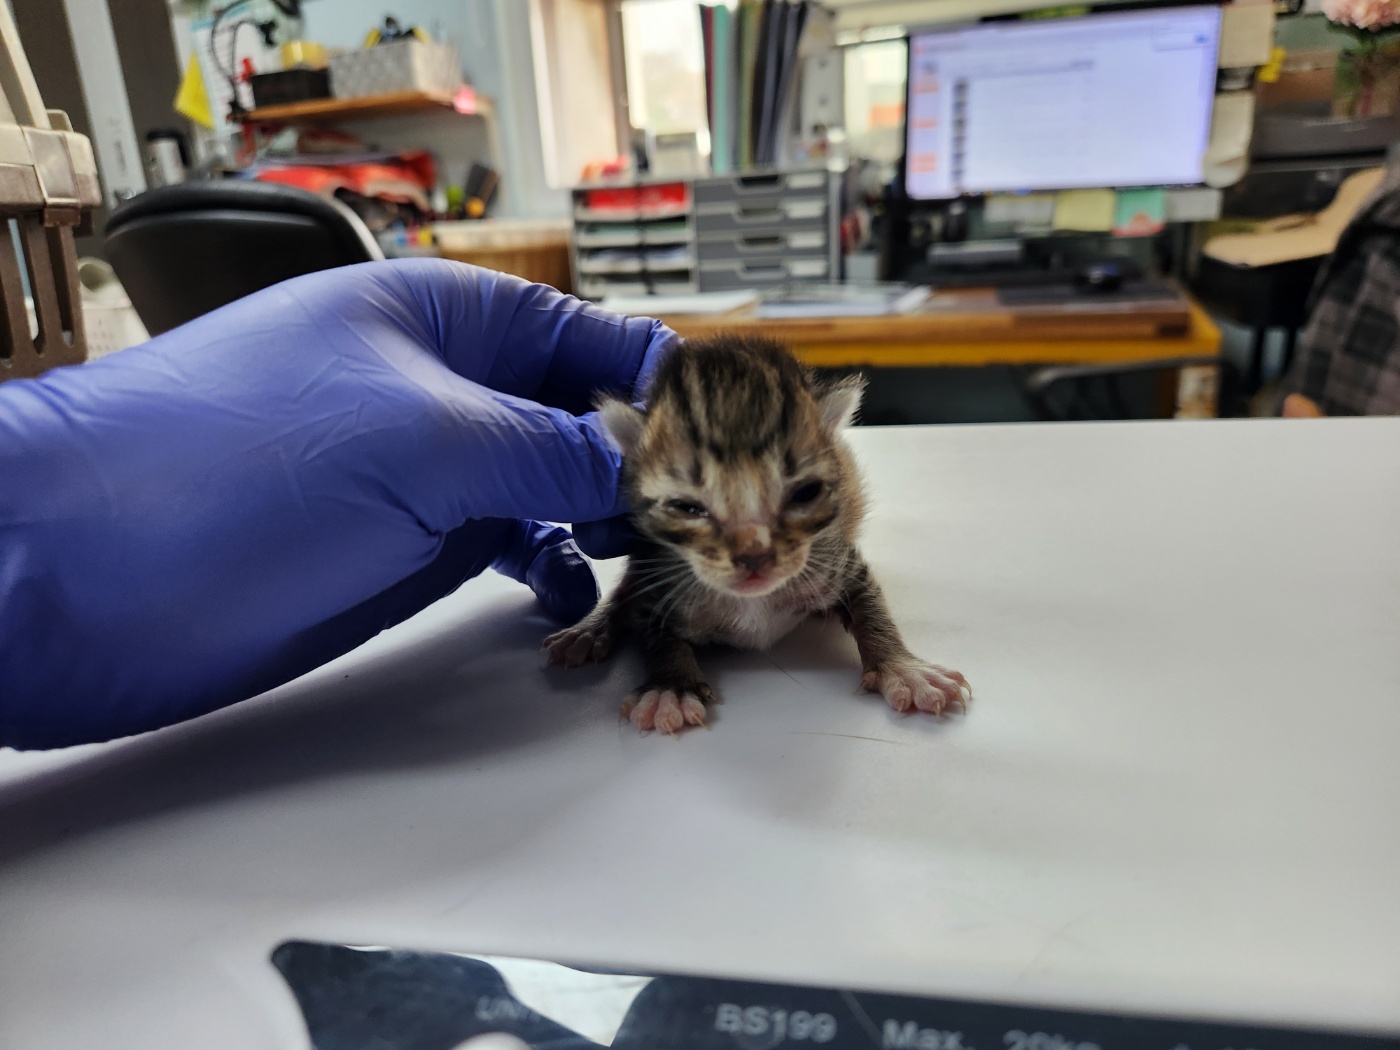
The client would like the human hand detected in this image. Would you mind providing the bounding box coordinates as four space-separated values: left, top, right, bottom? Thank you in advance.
0 259 673 748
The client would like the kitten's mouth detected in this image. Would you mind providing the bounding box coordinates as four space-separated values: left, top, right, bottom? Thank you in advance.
729 570 785 596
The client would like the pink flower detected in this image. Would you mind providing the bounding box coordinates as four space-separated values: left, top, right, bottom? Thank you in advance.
1323 0 1400 30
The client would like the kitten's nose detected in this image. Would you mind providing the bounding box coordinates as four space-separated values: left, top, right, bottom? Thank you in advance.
733 550 776 576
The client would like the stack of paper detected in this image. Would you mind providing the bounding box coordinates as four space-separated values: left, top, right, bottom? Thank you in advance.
600 290 760 316
701 1 813 173
756 283 930 319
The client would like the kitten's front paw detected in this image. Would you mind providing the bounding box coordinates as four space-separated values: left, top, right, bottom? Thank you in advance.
862 659 970 716
543 621 613 668
620 684 715 735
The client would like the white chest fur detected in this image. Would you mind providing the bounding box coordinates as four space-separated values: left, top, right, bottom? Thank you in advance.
709 599 807 650
681 581 837 650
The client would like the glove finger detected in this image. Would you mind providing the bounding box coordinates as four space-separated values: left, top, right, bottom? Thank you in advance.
572 516 639 561
384 259 676 410
405 389 629 532
489 519 599 624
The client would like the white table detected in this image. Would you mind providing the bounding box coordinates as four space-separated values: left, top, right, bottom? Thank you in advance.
3 420 1398 1049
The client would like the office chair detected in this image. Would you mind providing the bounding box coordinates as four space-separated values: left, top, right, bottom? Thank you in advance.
1190 254 1323 392
1190 167 1386 393
1024 356 1245 421
104 180 383 336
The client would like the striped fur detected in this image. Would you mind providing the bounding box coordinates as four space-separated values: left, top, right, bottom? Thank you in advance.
544 336 970 734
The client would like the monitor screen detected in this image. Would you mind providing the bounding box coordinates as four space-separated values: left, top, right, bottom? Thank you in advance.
904 5 1221 199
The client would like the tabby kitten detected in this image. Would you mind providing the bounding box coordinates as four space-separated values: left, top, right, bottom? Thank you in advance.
544 336 969 735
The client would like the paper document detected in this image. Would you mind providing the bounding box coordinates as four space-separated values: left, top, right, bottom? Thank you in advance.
599 290 759 316
1203 91 1255 188
1218 2 1275 69
1164 187 1222 223
756 284 930 319
1113 189 1167 237
985 193 1056 229
1052 189 1116 232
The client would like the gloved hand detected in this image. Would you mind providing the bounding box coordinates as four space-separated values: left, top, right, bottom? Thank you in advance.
0 259 673 749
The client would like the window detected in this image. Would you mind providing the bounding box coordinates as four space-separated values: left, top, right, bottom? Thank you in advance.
532 0 719 186
845 39 907 166
529 0 627 187
619 0 710 146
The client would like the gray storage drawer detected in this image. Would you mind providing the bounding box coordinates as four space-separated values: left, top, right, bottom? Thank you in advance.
698 257 830 291
694 169 828 204
697 246 823 264
695 197 827 234
696 231 827 263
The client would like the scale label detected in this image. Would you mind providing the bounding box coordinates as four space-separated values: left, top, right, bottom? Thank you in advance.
884 1017 973 1049
1003 1030 1101 1050
713 1003 838 1045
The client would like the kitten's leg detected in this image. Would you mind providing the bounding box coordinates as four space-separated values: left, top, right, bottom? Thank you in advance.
620 632 716 735
542 572 631 668
838 561 970 716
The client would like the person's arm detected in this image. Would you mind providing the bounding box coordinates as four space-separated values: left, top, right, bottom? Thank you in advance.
0 259 672 749
1282 393 1324 417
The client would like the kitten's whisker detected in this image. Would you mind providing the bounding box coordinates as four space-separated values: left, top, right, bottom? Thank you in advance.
627 568 693 604
652 574 699 632
651 578 688 628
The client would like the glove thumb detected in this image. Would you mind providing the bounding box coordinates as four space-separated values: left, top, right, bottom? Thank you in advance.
572 515 639 560
489 520 599 624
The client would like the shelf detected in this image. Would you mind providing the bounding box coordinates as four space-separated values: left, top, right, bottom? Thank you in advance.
241 88 492 125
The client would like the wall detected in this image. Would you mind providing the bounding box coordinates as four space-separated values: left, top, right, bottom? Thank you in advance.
300 0 567 219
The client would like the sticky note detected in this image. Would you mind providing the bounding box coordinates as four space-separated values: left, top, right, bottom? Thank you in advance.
1164 187 1222 223
1113 188 1167 237
1257 46 1286 84
985 193 1056 228
1052 189 1115 232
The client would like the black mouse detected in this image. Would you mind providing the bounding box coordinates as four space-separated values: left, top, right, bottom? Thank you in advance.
1076 261 1124 293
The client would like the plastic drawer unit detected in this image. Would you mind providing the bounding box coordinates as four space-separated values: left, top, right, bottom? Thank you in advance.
694 169 837 292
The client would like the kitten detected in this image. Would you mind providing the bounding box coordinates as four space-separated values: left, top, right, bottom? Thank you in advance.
544 336 970 735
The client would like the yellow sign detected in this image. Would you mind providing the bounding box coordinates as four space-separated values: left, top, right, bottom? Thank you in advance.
175 52 214 129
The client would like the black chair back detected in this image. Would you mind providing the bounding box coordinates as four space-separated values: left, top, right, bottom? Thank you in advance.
105 180 383 335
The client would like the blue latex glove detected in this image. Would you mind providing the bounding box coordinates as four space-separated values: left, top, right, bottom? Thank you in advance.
0 259 673 749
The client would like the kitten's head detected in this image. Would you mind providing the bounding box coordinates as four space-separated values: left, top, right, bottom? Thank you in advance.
599 336 864 599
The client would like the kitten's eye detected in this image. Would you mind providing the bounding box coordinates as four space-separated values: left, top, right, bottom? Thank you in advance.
667 499 709 518
788 481 824 506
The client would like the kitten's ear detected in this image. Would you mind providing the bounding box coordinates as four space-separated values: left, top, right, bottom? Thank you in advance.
598 397 647 456
816 375 866 434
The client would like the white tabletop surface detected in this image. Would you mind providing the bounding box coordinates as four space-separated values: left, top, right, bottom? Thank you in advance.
2 419 1398 1049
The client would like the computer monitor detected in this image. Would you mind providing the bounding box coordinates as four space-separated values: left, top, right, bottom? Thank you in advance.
904 5 1221 200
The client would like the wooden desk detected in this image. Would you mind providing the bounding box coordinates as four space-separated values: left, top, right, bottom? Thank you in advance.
659 288 1220 369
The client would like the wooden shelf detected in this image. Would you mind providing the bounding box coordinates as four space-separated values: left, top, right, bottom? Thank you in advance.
241 89 491 125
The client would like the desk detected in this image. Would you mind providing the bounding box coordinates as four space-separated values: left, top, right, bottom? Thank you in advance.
661 291 1222 417
2 421 1397 1049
